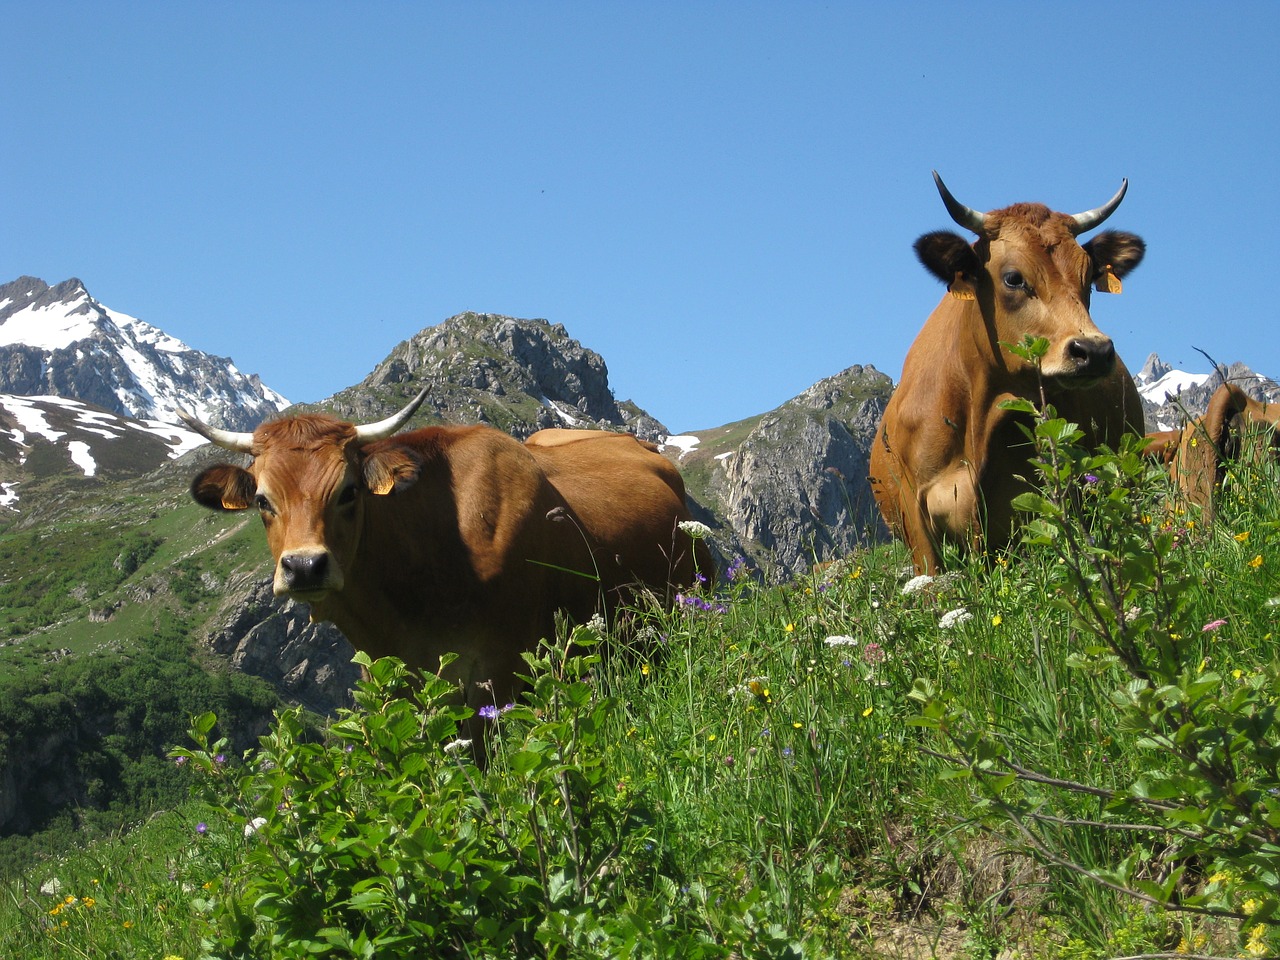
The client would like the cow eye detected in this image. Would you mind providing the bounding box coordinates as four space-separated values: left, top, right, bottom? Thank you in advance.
255 494 275 516
336 484 358 507
1002 270 1026 290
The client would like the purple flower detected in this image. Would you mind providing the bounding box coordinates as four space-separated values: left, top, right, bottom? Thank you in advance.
174 755 187 767
214 753 226 765
1084 473 1099 484
1202 618 1228 633
862 643 886 665
478 705 499 721
196 822 208 835
782 747 792 758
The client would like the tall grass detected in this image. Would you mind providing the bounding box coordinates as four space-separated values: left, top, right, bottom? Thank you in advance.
3 435 1277 958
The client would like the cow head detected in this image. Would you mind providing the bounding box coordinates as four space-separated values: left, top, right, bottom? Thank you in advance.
915 172 1145 385
179 389 429 601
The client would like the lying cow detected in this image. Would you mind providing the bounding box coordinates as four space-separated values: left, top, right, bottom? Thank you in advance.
870 172 1146 573
1144 382 1280 521
179 390 712 713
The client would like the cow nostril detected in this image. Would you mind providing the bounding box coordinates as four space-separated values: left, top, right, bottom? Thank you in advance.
281 552 329 588
1066 337 1115 373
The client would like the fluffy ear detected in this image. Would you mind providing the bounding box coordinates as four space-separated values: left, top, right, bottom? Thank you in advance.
914 231 979 287
362 445 424 496
191 464 256 511
1084 231 1145 291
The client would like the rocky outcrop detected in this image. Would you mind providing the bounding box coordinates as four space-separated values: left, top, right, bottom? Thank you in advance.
323 311 669 440
205 576 360 717
672 365 894 579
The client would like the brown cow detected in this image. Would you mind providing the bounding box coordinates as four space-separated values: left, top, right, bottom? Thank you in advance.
1144 382 1280 521
870 173 1146 573
178 391 712 714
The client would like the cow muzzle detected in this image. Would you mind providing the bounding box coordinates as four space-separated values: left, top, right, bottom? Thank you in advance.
1058 336 1117 383
275 549 343 599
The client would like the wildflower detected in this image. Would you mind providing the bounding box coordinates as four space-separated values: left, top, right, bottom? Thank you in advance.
862 642 886 665
849 566 863 579
1083 473 1099 484
824 635 857 648
792 721 803 729
1201 618 1228 633
244 816 268 838
443 738 473 755
708 733 716 742
939 608 972 630
1243 897 1263 916
781 747 792 757
39 879 62 897
784 623 795 633
901 574 934 595
726 556 748 580
1245 923 1269 957
214 753 226 765
122 920 134 928
991 614 1003 627
1249 554 1264 568
196 822 208 835
1235 530 1251 543
478 704 499 720
724 754 735 768
862 707 874 718
677 520 712 540
641 663 651 676
174 755 187 767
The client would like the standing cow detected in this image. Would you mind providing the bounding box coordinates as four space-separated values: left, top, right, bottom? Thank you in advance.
870 173 1146 573
180 390 712 713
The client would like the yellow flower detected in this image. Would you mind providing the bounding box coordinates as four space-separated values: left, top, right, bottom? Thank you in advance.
862 707 874 718
991 615 1003 627
1235 530 1251 542
1249 554 1264 569
792 722 803 729
784 623 795 633
1244 897 1263 916
641 663 650 676
707 734 716 742
849 566 863 580
82 897 95 908
122 920 134 929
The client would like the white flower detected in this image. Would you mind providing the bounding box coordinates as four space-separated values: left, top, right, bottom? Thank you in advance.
678 520 712 540
939 608 972 630
901 574 935 595
244 816 268 838
39 878 62 897
823 635 858 648
443 738 473 755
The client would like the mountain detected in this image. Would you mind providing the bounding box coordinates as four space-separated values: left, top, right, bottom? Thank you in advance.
1134 351 1280 431
664 365 892 578
319 310 669 440
0 277 289 430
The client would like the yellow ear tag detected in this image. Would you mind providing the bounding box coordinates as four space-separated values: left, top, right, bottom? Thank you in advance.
948 273 976 301
1096 264 1123 294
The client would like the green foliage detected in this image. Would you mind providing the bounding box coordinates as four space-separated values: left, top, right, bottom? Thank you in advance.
177 636 808 958
910 334 1280 958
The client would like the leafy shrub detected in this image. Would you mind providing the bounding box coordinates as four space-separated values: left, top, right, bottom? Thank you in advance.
178 630 806 959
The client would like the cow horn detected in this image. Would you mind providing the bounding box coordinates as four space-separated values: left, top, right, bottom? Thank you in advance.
353 386 431 443
1069 179 1128 235
175 409 255 453
931 171 987 235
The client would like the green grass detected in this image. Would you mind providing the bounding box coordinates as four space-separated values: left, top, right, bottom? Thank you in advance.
2 442 1278 957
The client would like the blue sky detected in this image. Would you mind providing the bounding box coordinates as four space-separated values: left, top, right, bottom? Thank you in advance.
6 3 1278 433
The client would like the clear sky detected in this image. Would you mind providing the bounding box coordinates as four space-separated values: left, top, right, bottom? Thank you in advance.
5 3 1278 434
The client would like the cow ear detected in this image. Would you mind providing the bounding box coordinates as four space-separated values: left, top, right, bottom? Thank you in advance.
914 231 979 288
1084 231 1145 292
191 464 256 511
362 445 423 496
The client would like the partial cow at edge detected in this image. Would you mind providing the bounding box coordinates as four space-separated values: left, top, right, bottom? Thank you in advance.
870 172 1147 573
1144 382 1280 522
178 390 713 714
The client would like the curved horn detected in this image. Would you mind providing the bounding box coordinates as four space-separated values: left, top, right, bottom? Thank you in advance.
1069 179 1128 235
176 409 255 453
353 386 431 443
932 171 987 235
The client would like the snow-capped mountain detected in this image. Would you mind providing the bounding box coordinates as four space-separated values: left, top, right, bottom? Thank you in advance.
1134 352 1280 432
0 394 206 511
0 276 289 430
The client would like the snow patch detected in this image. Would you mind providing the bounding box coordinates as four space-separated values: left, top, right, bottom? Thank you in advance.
1139 369 1211 404
0 396 66 442
66 441 97 477
0 482 17 509
662 434 701 458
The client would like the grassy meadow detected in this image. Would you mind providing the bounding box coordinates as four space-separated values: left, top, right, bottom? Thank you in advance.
2 419 1279 959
